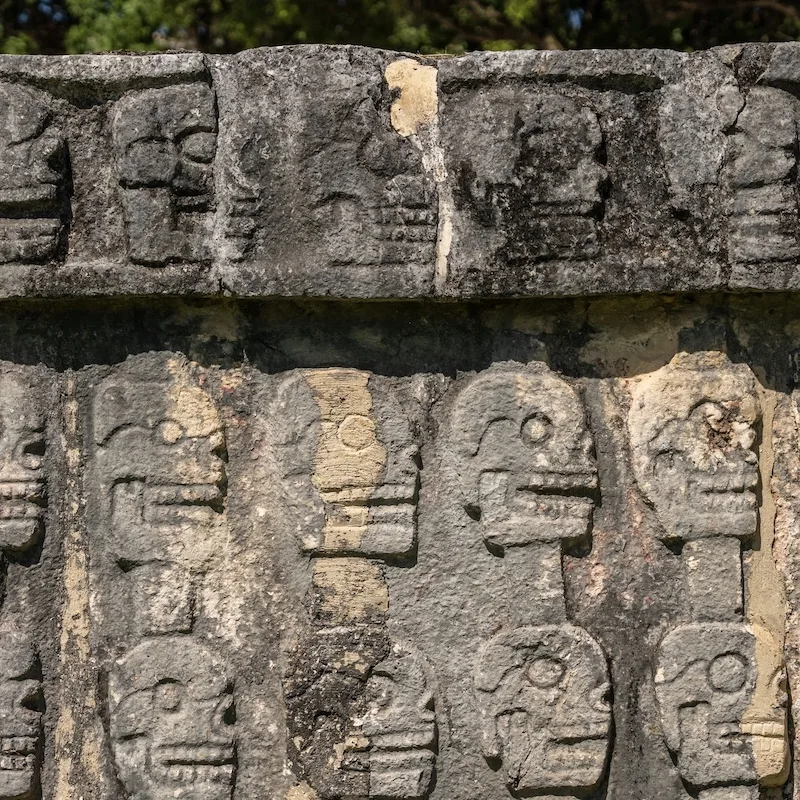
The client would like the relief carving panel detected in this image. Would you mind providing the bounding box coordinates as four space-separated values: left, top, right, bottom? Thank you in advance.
451 364 611 798
112 83 217 266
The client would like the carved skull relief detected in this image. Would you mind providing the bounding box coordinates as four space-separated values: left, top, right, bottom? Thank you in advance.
273 369 419 558
0 374 46 556
0 628 41 800
0 82 66 264
452 365 596 548
628 352 760 542
363 644 437 799
112 84 217 264
109 637 236 800
474 625 611 796
654 622 789 792
93 376 226 633
459 92 607 261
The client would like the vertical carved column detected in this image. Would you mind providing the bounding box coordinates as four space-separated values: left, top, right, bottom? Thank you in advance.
90 357 237 800
451 364 611 799
628 352 790 799
274 369 436 800
0 369 49 800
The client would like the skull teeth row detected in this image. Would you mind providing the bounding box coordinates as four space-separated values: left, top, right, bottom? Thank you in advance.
0 737 36 755
152 764 235 784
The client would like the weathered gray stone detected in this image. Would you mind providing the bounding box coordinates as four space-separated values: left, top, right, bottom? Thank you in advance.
0 44 797 296
4 40 800 800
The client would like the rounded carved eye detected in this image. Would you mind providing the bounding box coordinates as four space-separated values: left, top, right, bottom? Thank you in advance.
158 420 186 445
708 653 749 693
521 415 552 448
154 682 183 712
338 414 376 451
526 656 565 688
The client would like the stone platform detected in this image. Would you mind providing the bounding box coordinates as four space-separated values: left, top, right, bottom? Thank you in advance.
0 44 799 800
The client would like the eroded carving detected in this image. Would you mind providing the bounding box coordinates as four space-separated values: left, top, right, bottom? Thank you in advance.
453 365 612 795
273 369 418 558
112 84 217 265
474 625 611 797
93 375 226 635
109 637 236 800
286 632 436 800
721 86 800 266
224 58 436 271
0 374 46 556
0 627 41 800
0 82 66 264
363 643 437 799
453 92 607 264
654 623 789 793
628 352 760 543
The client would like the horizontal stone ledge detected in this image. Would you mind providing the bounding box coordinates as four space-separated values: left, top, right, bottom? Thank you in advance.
1 42 800 299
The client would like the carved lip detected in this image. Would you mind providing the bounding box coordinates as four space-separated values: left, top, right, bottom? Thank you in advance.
321 483 418 505
0 481 46 515
740 720 786 739
550 723 609 743
153 744 235 767
0 736 38 772
693 470 758 494
153 763 235 785
147 483 223 508
152 745 235 786
520 470 598 494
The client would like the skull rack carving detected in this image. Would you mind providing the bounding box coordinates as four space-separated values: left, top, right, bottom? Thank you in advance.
91 360 237 800
0 371 47 800
274 369 437 800
452 364 612 799
628 352 790 800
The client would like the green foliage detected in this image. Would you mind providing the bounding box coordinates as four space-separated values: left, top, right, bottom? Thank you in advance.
0 0 798 55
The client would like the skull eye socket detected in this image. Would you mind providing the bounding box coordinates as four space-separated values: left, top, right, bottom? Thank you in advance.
526 656 565 688
708 653 749 693
521 415 552 449
154 682 183 712
20 436 45 470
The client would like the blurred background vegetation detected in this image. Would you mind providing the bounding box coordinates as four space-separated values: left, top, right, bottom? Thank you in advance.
1 0 798 55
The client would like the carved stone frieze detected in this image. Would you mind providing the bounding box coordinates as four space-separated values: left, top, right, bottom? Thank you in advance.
0 40 800 800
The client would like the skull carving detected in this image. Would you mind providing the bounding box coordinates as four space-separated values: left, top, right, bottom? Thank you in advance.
0 628 41 800
0 82 66 264
109 637 236 800
93 376 226 634
0 374 46 556
459 92 607 262
363 644 437 799
474 625 612 796
112 84 217 264
654 622 789 791
628 352 760 542
451 365 596 548
273 369 419 558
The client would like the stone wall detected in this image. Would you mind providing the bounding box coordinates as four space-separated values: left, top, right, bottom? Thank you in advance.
0 43 799 800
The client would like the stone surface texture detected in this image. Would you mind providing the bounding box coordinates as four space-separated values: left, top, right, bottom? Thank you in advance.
2 42 800 800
